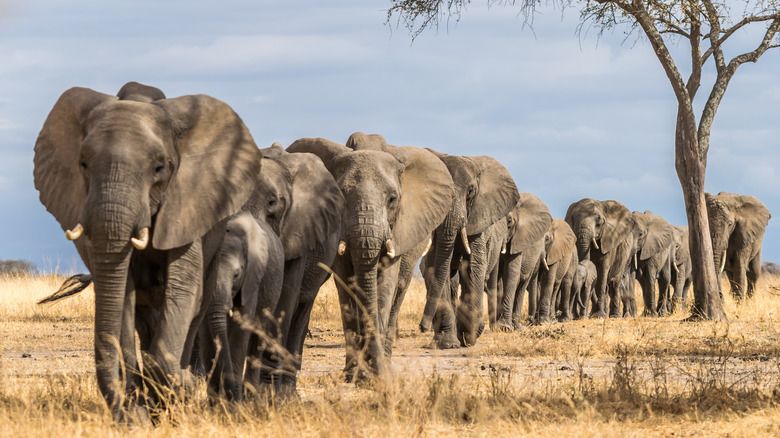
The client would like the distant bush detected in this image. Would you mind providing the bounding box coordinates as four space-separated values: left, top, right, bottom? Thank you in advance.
0 259 38 276
762 262 780 275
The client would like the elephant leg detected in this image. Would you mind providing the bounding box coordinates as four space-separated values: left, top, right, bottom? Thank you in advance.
592 262 609 319
608 277 623 318
331 256 362 381
558 270 574 322
639 273 657 317
457 235 488 347
119 279 148 422
283 300 315 391
147 241 203 401
670 269 684 313
525 273 539 324
431 273 459 349
536 266 557 324
497 254 522 331
486 264 499 331
376 256 403 359
656 266 672 316
747 251 762 299
385 251 419 358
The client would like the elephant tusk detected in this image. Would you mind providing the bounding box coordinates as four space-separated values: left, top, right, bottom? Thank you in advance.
634 253 638 270
385 239 396 259
461 228 471 255
338 240 347 255
719 249 727 274
130 227 150 250
592 237 600 251
421 237 433 258
65 224 84 241
673 262 679 274
542 257 549 271
501 242 507 254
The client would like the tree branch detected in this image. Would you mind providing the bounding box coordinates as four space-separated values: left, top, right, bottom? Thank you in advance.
701 12 780 64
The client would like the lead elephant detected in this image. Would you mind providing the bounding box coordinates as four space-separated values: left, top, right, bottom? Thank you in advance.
495 193 552 331
565 199 636 318
418 150 519 348
631 211 675 317
33 82 262 422
288 134 453 379
706 192 771 300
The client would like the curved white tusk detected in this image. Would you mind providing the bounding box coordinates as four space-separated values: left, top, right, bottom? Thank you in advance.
634 253 638 270
461 228 471 255
338 240 347 256
421 237 433 257
385 239 396 259
672 262 679 274
131 227 150 250
592 237 600 251
542 257 549 271
65 223 84 241
501 242 507 254
719 249 727 274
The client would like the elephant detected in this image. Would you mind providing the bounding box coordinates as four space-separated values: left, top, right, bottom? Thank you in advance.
706 192 771 300
669 225 693 312
565 199 636 318
483 217 509 331
418 150 519 348
33 82 262 421
631 211 675 317
535 218 577 323
197 211 284 401
287 133 453 379
494 193 552 331
240 143 345 396
570 259 597 319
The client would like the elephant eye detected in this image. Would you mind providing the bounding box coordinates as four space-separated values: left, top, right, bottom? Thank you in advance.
388 193 398 206
154 164 164 174
79 160 88 170
467 185 475 199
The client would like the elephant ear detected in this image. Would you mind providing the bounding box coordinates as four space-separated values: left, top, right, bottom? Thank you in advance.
34 87 117 234
152 95 263 250
736 195 771 245
345 132 389 151
275 151 345 260
466 156 520 235
600 200 633 254
287 137 351 175
386 146 454 256
640 214 674 260
547 219 576 265
508 193 552 255
116 81 166 102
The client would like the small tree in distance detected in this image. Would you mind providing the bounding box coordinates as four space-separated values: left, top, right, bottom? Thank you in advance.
387 0 780 321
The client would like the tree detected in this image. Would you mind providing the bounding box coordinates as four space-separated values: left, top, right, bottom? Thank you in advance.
0 259 38 276
387 0 780 321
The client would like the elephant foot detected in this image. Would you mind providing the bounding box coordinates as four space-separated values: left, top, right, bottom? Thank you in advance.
495 318 514 332
426 332 460 349
113 403 151 428
641 309 658 318
590 310 608 319
557 314 572 323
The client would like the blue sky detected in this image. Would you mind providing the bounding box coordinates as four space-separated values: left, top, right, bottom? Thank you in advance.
1 1 778 273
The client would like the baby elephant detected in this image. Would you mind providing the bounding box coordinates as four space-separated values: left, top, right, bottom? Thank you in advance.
198 211 284 401
571 260 597 319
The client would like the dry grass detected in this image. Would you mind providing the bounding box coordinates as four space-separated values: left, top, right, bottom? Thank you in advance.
2 272 780 436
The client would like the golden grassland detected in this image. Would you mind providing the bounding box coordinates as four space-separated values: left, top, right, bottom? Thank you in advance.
2 272 780 436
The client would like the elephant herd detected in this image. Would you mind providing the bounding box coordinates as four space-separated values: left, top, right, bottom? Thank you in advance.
32 83 771 423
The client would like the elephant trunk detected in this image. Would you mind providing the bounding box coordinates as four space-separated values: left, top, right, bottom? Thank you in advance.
419 212 462 332
576 228 594 261
345 205 386 376
206 288 239 401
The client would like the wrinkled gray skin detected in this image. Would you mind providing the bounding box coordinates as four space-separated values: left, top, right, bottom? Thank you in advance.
419 151 519 348
495 194 552 331
669 225 693 312
535 219 577 324
571 260 597 319
242 144 344 395
195 211 284 401
706 192 771 300
33 82 262 422
631 211 675 317
483 217 508 330
565 199 636 318
289 134 453 379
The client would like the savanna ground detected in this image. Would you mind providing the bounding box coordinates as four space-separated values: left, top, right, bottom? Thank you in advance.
2 271 780 437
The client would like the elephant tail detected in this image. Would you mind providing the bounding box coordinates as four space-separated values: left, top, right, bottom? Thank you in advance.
37 273 93 304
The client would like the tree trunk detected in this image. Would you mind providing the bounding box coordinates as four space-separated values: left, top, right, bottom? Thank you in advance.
674 111 727 321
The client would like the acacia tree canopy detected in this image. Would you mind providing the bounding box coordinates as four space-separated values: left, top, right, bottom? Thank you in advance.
387 0 780 321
